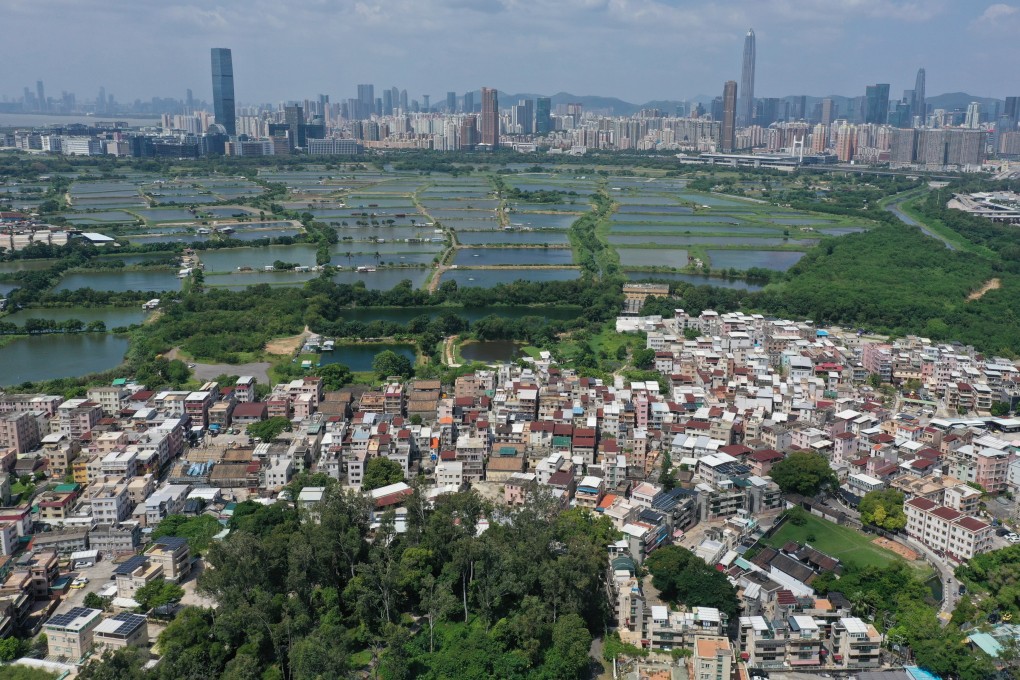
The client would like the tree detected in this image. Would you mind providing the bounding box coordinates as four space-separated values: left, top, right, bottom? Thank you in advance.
246 416 292 442
0 636 24 661
84 591 111 611
769 451 840 496
540 613 592 680
658 450 677 491
362 457 405 491
372 349 413 380
133 580 184 611
77 647 148 680
315 363 352 391
991 401 1011 417
152 514 224 554
0 667 61 680
645 545 739 619
631 347 655 369
859 489 907 531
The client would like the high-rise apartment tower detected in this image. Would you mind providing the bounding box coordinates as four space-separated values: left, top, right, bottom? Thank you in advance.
210 48 236 135
480 87 499 149
721 81 737 152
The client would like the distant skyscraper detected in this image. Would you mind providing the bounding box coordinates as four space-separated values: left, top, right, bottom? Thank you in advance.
400 89 408 112
210 48 236 135
965 102 981 129
382 89 393 116
284 105 305 148
1005 97 1020 137
463 91 474 115
516 99 534 134
186 88 194 113
422 94 430 112
535 97 551 134
1005 96 1019 122
913 68 926 124
738 29 755 127
97 86 106 114
864 84 890 124
480 87 499 149
356 84 374 119
447 91 457 113
792 95 806 121
820 98 834 126
36 81 45 113
721 80 737 152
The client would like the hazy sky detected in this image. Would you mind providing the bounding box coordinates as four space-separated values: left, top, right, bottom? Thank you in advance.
3 0 1018 105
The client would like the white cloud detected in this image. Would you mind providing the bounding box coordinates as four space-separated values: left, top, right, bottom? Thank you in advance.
974 2 1018 21
970 2 1020 32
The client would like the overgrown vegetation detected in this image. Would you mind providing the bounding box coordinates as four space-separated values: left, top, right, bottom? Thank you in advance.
78 486 618 680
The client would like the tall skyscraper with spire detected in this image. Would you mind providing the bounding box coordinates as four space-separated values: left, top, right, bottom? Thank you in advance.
738 28 756 127
912 68 926 125
210 48 236 135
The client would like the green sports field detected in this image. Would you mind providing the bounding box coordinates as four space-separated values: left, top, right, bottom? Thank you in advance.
764 512 918 571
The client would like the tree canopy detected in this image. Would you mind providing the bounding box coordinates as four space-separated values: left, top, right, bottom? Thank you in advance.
152 514 224 554
768 451 840 497
372 349 414 380
644 545 739 619
246 416 292 442
77 485 617 680
858 489 907 531
362 457 405 491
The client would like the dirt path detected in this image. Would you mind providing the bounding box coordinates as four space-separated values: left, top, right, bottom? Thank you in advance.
265 326 311 355
967 277 1001 301
443 335 461 367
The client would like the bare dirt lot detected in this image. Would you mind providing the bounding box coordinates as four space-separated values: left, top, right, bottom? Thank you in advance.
265 326 311 355
873 536 918 560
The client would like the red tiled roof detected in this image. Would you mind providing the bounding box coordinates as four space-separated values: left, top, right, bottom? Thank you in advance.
956 516 989 532
931 506 962 521
906 497 937 511
750 449 785 463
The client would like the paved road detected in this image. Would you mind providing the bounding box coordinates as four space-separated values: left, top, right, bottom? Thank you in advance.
885 195 957 251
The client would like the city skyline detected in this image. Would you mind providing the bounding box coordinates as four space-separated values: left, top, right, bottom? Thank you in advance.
1 1 1019 105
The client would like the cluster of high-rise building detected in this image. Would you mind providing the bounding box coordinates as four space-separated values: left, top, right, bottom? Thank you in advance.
712 32 1018 167
5 44 1019 167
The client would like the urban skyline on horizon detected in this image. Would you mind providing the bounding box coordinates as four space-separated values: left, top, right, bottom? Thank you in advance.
3 1 1020 106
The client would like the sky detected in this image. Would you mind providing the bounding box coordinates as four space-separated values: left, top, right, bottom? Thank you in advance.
2 0 1019 106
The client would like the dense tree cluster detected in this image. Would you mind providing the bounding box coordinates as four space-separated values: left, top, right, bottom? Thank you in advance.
78 487 617 680
645 546 740 620
812 562 994 680
768 451 840 497
858 489 908 531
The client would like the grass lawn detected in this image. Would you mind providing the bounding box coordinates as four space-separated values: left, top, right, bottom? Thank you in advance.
765 513 915 571
349 649 373 668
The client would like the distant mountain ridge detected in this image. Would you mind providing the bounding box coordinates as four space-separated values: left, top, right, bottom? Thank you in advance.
484 90 1006 117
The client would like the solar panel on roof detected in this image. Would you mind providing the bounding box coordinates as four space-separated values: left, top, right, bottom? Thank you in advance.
111 612 148 632
114 555 148 575
46 607 95 628
155 536 188 549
